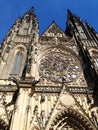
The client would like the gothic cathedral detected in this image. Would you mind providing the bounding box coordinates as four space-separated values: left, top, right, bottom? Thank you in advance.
0 7 98 130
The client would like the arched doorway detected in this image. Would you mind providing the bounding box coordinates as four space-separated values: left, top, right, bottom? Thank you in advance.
0 119 9 130
49 108 94 130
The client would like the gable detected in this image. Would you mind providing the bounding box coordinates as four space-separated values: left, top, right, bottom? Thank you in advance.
42 21 66 38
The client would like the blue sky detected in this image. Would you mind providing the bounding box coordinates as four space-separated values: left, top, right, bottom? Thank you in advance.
0 0 98 43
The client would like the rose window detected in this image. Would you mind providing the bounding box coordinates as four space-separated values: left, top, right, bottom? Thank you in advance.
39 52 81 82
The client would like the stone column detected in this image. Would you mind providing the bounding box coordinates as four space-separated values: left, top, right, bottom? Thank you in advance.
10 88 30 130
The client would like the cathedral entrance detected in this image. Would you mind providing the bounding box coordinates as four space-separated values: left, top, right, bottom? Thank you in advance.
49 108 94 130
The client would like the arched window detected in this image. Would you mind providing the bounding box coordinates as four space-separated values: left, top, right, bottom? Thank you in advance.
11 51 23 75
23 21 29 35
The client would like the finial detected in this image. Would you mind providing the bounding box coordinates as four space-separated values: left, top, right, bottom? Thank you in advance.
67 9 72 15
67 9 74 19
28 6 34 15
52 20 55 23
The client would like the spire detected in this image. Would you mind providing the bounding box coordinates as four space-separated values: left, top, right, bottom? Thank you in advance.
66 9 76 36
28 6 35 15
67 9 82 22
67 9 74 20
23 6 36 19
67 9 78 19
67 9 73 16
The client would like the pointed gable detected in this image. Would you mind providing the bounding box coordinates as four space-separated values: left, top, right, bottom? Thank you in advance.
42 21 65 37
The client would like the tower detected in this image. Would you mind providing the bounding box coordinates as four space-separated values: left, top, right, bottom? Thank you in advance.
0 7 98 130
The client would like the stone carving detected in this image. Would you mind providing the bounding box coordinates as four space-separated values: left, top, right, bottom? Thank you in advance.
39 51 81 82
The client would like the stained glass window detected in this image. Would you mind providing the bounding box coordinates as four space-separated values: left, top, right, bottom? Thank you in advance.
11 52 22 75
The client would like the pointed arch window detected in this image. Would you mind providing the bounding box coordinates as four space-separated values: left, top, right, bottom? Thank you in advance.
23 21 29 35
11 51 23 75
24 22 29 29
76 23 87 39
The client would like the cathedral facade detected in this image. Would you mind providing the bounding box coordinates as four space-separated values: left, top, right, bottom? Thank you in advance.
0 7 98 130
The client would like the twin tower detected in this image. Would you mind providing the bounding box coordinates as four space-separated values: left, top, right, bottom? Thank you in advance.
0 7 98 130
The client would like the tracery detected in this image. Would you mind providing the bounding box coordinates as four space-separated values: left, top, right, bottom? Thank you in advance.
39 48 81 82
